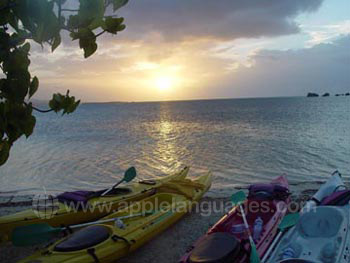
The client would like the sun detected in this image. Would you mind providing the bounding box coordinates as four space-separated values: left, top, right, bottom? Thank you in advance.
155 76 173 91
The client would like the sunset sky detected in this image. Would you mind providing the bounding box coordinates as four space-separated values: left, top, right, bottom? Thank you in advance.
32 0 350 102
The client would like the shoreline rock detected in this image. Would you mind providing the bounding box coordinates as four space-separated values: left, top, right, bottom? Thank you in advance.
307 92 319 97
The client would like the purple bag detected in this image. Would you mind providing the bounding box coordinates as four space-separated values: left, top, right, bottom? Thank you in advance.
321 190 350 206
248 183 290 200
57 190 95 207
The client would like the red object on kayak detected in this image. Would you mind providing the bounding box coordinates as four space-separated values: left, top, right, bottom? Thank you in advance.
180 176 290 263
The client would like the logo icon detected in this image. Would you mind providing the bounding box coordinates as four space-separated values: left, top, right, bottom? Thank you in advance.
32 188 59 219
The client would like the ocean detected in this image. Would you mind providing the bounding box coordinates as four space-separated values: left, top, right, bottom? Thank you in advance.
0 97 349 197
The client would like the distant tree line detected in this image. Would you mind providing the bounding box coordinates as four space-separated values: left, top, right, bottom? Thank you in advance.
307 92 350 97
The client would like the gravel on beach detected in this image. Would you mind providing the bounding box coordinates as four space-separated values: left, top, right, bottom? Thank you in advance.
0 193 312 263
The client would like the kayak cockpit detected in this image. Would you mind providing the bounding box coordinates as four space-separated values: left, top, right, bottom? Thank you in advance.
179 176 290 263
298 206 343 238
210 199 281 242
187 232 241 263
269 206 349 263
54 225 111 252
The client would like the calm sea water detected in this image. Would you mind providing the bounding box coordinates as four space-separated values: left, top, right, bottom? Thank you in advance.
0 97 349 197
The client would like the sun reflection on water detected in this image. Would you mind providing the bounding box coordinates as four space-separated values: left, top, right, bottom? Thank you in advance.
148 103 185 173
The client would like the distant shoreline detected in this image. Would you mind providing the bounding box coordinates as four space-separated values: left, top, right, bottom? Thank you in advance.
31 93 350 105
81 95 308 104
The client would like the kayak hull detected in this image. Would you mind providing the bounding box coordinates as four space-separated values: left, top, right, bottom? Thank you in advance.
18 171 213 263
180 176 290 263
0 167 190 244
268 205 350 263
266 172 348 263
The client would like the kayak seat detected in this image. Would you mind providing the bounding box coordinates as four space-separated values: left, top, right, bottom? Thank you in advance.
189 232 240 263
54 225 110 252
57 188 132 208
298 206 343 238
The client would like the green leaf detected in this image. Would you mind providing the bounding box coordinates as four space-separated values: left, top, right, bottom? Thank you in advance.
21 42 30 53
83 41 97 58
29 76 39 98
103 17 124 34
0 9 9 26
8 12 19 30
34 23 45 43
67 15 80 29
88 18 103 30
48 92 80 114
117 24 126 31
23 115 36 138
0 140 10 166
51 34 61 52
78 0 104 28
76 28 97 58
69 32 79 41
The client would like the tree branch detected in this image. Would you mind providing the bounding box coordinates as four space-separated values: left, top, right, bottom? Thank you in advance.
32 107 54 113
61 8 79 12
24 102 54 113
95 30 106 38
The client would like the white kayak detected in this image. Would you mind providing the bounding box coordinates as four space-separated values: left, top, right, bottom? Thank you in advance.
265 171 348 263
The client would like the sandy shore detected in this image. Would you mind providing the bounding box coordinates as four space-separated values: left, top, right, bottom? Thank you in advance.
0 209 223 263
0 194 312 263
0 197 226 263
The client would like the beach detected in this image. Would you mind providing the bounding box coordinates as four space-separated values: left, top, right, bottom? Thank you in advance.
0 196 226 263
0 192 313 263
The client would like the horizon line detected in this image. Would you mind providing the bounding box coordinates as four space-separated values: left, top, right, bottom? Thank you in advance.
32 92 347 105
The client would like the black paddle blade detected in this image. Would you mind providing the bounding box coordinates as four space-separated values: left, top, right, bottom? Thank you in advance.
124 167 137 182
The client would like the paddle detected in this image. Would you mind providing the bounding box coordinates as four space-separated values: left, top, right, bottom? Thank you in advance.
12 211 152 246
261 213 300 263
101 167 137 196
231 191 260 263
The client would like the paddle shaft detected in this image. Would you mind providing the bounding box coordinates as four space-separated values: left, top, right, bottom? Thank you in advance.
261 230 283 262
239 204 255 248
66 212 147 230
101 179 124 196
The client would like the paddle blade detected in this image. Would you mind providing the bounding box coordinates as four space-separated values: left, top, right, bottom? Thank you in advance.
12 223 61 246
231 191 247 206
279 213 300 231
124 167 137 183
250 243 260 263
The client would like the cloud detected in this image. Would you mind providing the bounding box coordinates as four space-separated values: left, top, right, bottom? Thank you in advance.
29 0 350 102
119 0 323 41
31 30 350 102
303 20 350 46
215 35 350 98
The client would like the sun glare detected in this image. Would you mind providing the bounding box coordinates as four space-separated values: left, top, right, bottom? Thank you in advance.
155 76 173 91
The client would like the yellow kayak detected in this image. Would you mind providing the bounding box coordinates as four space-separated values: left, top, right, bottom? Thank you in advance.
0 167 189 243
18 171 212 263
